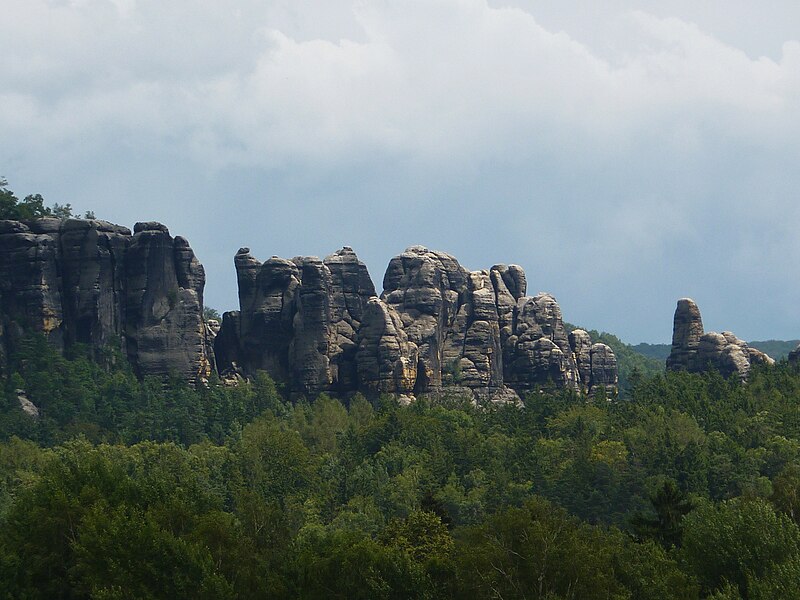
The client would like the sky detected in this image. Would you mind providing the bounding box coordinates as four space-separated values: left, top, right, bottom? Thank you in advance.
2 0 800 343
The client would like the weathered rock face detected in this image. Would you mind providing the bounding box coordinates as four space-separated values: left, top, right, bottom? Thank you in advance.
125 223 211 381
218 245 618 400
0 218 212 382
587 342 619 394
790 344 800 365
666 298 773 379
356 297 418 399
0 220 65 365
382 246 468 392
223 246 376 397
666 298 704 372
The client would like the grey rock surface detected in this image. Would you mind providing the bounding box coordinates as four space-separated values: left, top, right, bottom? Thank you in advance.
588 342 618 394
125 224 211 381
218 244 617 401
356 297 419 396
790 344 800 365
666 298 704 372
15 389 39 418
666 298 773 379
223 246 377 397
0 218 213 382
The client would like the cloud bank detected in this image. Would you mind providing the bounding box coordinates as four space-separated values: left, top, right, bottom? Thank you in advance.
2 0 800 341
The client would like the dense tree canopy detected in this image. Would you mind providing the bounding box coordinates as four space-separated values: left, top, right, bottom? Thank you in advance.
2 334 800 597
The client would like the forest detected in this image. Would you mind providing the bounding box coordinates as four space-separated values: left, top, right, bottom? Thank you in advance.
2 336 800 598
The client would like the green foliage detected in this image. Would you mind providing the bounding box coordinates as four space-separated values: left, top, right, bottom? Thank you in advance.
631 342 672 361
632 480 693 547
682 497 800 598
452 496 695 599
3 337 800 596
748 339 800 360
0 335 285 446
203 306 222 321
0 179 90 222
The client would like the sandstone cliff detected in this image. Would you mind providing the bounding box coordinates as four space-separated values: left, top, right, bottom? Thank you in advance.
216 245 618 401
666 298 773 379
0 218 212 382
0 221 617 398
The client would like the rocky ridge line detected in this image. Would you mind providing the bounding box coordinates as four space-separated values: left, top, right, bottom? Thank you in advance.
216 245 618 402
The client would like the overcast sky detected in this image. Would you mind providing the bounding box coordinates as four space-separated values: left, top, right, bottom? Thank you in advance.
3 0 800 343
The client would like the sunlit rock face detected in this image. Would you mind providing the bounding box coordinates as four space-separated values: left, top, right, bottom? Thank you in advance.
219 244 618 401
666 298 773 380
0 218 213 382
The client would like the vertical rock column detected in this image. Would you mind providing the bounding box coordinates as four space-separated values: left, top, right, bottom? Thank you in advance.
59 219 131 353
125 222 211 381
381 246 468 393
0 219 65 365
666 298 704 372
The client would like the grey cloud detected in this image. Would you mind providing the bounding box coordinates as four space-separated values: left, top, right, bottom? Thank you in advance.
2 0 800 342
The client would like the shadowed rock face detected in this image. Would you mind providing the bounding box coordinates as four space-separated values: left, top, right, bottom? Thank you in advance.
224 246 377 397
0 218 212 382
790 344 800 365
356 297 418 399
666 298 773 379
125 223 211 381
218 245 618 400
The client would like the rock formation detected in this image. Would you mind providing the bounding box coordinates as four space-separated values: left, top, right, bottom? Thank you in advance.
219 246 377 397
0 218 213 382
666 298 773 379
790 344 800 365
0 221 617 399
217 245 618 401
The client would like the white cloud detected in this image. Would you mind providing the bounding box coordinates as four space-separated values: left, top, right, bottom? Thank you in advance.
2 0 800 341
4 0 799 167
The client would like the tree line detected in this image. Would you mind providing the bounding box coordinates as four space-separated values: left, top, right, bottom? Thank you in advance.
2 334 800 597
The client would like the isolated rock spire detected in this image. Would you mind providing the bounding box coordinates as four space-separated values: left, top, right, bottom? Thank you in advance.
666 298 773 379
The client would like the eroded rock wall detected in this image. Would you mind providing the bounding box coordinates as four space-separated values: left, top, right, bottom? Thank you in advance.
0 218 212 382
218 245 618 400
223 247 376 397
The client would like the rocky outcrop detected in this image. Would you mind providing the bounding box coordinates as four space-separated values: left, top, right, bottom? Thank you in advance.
223 247 376 397
790 344 800 365
15 389 39 418
356 298 418 400
566 329 617 394
124 223 210 381
217 245 618 400
0 218 212 382
666 298 773 379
